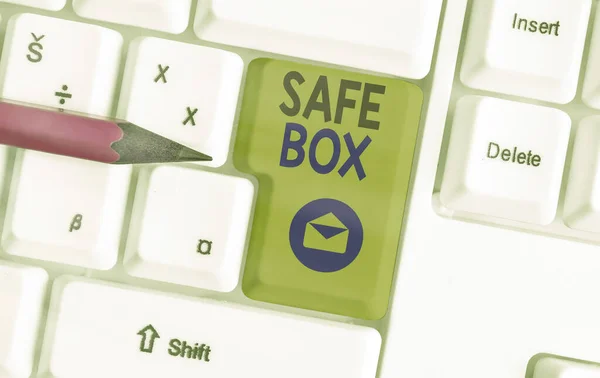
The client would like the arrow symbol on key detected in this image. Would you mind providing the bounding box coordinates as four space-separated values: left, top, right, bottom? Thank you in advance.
137 324 160 353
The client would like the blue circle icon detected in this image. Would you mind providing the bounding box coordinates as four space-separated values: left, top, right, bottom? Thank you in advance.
289 198 363 272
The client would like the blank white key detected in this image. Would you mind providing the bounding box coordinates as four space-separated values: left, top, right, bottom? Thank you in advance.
0 0 65 10
73 0 191 34
2 151 132 269
39 277 380 378
564 116 600 232
582 6 600 109
460 0 590 104
124 166 253 292
118 37 242 167
440 96 570 225
0 262 48 378
533 356 600 378
0 13 122 117
0 146 15 198
194 0 443 79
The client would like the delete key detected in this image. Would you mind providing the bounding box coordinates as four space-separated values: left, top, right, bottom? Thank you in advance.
234 59 422 320
440 96 570 226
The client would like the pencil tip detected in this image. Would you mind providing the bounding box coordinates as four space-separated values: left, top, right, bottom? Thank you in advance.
112 122 213 164
177 146 213 162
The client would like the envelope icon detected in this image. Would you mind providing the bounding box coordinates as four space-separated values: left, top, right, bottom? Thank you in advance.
303 212 349 254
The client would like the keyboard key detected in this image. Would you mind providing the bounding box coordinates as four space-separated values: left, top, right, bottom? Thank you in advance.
124 166 253 292
117 37 242 167
0 262 48 378
564 116 600 232
582 6 600 109
235 59 422 320
2 151 131 269
0 145 15 196
194 0 443 79
440 96 570 225
460 0 590 104
73 0 192 34
0 13 122 117
39 277 381 378
0 0 64 10
533 356 600 378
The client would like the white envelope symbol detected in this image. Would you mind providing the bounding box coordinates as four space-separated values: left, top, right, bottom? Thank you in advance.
303 212 349 253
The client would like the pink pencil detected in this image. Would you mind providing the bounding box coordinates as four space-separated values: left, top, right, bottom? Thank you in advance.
0 100 211 164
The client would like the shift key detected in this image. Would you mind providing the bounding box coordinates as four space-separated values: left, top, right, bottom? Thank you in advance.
38 277 380 378
235 58 422 320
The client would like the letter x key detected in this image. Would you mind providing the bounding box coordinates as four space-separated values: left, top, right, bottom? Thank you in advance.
183 107 198 126
154 64 169 83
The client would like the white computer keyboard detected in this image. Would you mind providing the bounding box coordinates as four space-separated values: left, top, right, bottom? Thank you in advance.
0 0 599 378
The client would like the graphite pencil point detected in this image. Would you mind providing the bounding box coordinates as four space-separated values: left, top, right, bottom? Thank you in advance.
113 122 213 164
177 145 213 162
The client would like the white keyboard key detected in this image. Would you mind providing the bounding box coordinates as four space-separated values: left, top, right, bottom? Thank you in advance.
440 96 570 225
0 262 48 378
0 146 15 195
533 356 600 378
460 0 590 104
73 0 192 34
118 37 242 167
2 151 132 269
582 6 600 109
194 0 443 79
564 116 600 232
40 277 380 378
124 166 253 292
0 0 64 10
0 13 122 117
